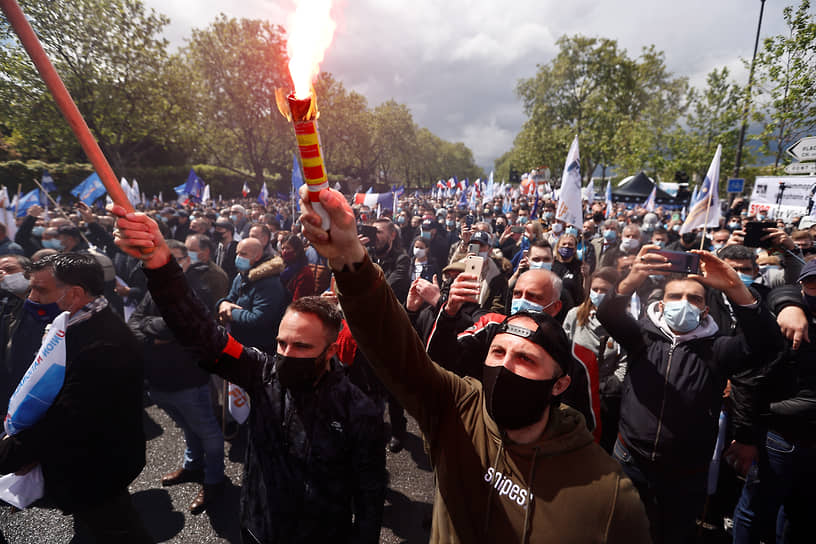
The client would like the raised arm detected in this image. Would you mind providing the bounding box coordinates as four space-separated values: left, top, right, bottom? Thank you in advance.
297 188 471 438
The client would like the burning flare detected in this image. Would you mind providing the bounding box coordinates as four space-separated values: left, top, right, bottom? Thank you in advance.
287 0 336 99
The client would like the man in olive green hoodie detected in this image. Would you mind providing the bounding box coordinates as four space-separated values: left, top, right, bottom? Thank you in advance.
112 188 651 544
293 188 650 544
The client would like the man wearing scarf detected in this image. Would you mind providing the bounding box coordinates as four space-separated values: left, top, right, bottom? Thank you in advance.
0 254 148 542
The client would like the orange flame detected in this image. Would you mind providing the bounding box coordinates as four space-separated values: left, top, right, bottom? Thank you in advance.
287 0 336 99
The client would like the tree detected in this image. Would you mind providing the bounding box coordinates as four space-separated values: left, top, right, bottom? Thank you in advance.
512 36 686 184
0 0 187 173
185 15 292 189
312 72 377 181
668 68 742 185
371 100 417 183
750 0 816 169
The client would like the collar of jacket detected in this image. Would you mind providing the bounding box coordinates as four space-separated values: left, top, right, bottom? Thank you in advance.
247 255 284 283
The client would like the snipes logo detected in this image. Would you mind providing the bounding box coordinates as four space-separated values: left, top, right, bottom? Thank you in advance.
484 467 529 507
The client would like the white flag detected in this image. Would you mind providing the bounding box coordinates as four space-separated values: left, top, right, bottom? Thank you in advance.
680 145 722 234
556 136 583 228
202 184 211 203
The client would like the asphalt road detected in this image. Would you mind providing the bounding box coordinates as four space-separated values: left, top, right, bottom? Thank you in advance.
0 400 434 543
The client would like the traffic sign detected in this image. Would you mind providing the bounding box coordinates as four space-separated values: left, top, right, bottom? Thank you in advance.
785 162 816 175
786 136 816 161
727 178 745 193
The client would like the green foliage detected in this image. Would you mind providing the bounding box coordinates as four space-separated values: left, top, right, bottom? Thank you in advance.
183 15 293 188
0 0 190 172
750 0 816 170
510 35 687 183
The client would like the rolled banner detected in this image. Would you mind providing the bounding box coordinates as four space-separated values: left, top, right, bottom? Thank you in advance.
277 89 330 229
5 311 69 435
227 382 250 425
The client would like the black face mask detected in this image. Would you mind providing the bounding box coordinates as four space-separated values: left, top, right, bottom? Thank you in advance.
482 365 560 430
681 232 697 245
274 349 327 390
803 292 816 314
592 211 604 223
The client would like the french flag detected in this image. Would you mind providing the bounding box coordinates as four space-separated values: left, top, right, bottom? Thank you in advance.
353 192 394 209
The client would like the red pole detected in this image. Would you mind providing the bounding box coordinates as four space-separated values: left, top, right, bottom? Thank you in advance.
0 0 133 212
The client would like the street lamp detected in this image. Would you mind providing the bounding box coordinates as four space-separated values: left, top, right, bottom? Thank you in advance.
733 0 767 179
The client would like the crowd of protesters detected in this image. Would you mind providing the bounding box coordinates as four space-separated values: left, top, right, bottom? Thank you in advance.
0 184 813 544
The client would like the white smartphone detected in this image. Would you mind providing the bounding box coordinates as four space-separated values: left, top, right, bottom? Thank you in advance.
464 255 484 279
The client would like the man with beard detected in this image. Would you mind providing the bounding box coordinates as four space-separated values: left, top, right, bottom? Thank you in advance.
113 210 386 544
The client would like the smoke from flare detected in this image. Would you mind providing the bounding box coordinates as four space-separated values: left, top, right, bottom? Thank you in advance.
287 0 336 99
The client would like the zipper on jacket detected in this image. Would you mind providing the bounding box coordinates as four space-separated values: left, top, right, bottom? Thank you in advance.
651 340 676 460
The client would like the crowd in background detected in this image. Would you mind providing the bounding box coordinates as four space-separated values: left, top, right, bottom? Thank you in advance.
0 186 814 543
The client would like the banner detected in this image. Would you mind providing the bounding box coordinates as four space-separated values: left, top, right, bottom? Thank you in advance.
749 176 816 219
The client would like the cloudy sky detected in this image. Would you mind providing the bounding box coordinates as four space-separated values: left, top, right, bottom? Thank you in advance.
145 0 797 170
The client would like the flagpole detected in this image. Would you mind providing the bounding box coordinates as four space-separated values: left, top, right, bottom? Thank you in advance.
15 184 21 217
699 187 715 251
32 177 93 248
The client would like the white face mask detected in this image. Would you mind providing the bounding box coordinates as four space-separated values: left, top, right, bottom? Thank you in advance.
620 237 640 253
413 247 426 259
1 272 29 296
551 223 563 234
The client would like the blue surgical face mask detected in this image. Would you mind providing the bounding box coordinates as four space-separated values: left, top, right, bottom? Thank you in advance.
32 225 45 237
565 226 578 237
738 272 755 287
396 216 406 225
543 212 554 220
42 238 64 251
603 229 617 242
662 300 701 333
672 225 681 232
511 297 544 315
529 261 552 271
230 214 239 223
711 243 725 252
446 220 455 228
589 290 606 308
188 250 200 264
652 239 664 249
728 222 740 230
235 255 251 272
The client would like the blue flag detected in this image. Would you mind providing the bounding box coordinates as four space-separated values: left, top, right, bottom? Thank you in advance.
173 183 187 196
16 189 41 217
258 182 269 207
70 172 107 206
291 153 304 212
183 169 204 202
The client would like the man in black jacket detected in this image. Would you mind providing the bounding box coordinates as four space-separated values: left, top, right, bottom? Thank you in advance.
113 208 386 544
726 260 816 544
598 244 782 544
0 253 148 542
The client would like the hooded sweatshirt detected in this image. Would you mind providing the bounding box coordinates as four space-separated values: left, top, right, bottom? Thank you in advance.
336 255 649 543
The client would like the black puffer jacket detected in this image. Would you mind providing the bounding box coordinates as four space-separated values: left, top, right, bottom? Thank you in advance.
731 285 816 444
145 260 386 544
597 293 781 468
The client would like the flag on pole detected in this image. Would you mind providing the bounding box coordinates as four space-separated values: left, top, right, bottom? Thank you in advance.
242 182 250 198
353 192 394 209
15 189 41 217
258 182 269 207
202 184 211 203
183 170 204 203
70 173 107 206
643 185 657 212
131 179 142 205
605 180 613 218
555 136 583 228
41 171 57 193
680 145 722 234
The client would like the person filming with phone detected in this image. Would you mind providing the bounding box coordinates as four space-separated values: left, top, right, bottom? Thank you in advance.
596 244 783 544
